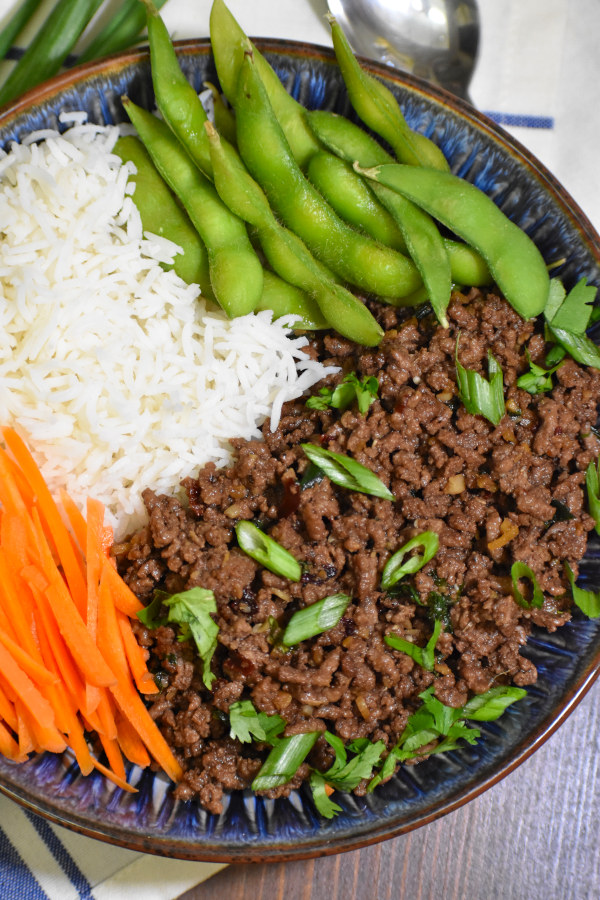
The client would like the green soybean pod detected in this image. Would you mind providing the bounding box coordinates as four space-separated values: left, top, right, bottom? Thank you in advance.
123 99 263 318
307 151 406 251
307 110 493 288
360 163 550 318
114 135 213 297
204 82 238 147
328 15 449 172
144 2 213 175
209 0 319 168
206 121 383 346
235 54 421 300
257 271 329 330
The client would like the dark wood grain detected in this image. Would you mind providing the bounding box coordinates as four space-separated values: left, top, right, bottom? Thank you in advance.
179 678 600 900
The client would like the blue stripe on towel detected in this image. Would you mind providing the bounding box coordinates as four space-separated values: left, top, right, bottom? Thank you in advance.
25 812 94 899
484 111 554 129
0 825 49 900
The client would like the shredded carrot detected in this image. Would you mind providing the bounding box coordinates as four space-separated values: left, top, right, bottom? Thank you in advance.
117 611 159 695
101 559 144 616
2 428 87 615
0 428 185 792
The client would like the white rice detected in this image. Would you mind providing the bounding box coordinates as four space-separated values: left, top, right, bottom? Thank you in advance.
0 116 335 537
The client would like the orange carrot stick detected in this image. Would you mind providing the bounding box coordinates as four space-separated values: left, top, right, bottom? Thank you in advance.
115 712 151 768
90 755 137 793
101 559 144 616
0 550 41 661
15 705 35 756
0 683 17 733
0 641 58 731
0 625 58 686
110 680 182 784
31 510 116 688
85 498 105 716
59 489 87 558
1 428 87 616
98 732 126 781
117 611 159 695
95 689 118 741
0 720 24 761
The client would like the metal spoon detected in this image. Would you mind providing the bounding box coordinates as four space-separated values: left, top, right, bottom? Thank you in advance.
327 0 479 101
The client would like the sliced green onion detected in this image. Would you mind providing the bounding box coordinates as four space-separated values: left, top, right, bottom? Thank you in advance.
384 619 442 671
282 593 351 646
586 458 600 536
565 562 600 618
251 732 320 791
455 343 505 426
0 0 44 62
77 0 170 64
301 443 394 501
510 561 544 609
235 520 301 582
548 326 600 370
380 531 439 589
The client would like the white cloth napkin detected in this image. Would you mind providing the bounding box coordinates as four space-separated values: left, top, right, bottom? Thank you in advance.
0 1 598 899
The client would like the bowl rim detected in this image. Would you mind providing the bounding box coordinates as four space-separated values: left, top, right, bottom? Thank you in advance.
0 37 599 864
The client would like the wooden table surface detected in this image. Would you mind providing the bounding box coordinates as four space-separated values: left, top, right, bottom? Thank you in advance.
181 677 600 900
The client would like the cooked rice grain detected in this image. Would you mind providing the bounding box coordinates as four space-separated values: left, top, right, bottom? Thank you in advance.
0 121 334 536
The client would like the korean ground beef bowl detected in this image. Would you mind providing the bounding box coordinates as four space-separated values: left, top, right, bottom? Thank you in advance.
0 37 599 863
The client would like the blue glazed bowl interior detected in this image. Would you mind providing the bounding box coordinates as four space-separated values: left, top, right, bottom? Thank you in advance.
0 39 599 863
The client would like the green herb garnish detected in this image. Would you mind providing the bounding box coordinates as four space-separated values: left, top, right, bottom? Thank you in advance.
586 458 600 535
384 619 443 671
229 700 285 744
309 771 343 819
301 443 395 501
309 733 385 818
251 731 320 791
368 684 526 790
510 561 544 609
306 372 379 415
517 349 564 395
235 520 301 581
137 587 219 690
381 531 439 589
282 593 351 646
543 277 600 369
455 344 505 426
565 562 600 618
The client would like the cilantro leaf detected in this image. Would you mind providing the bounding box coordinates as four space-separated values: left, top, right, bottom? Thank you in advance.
306 372 379 415
159 587 219 690
516 349 563 395
546 277 596 333
229 699 285 744
309 771 343 819
586 458 600 536
565 562 600 618
137 593 167 629
318 732 385 791
384 619 443 671
368 684 527 791
547 326 600 370
461 685 527 721
455 344 505 426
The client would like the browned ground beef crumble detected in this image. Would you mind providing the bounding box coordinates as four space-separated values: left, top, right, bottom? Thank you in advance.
114 289 600 814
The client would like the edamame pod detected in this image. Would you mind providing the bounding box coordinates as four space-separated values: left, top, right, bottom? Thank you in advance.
144 1 213 175
307 109 493 287
204 82 238 147
209 0 319 168
307 151 406 251
360 163 550 318
235 53 422 300
114 136 213 297
206 122 383 346
258 271 329 330
328 15 449 172
123 99 263 318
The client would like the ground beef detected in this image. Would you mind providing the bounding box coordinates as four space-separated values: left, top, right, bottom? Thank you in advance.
115 290 600 815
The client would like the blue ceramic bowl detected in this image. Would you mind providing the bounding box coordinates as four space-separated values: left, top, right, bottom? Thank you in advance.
0 39 599 863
